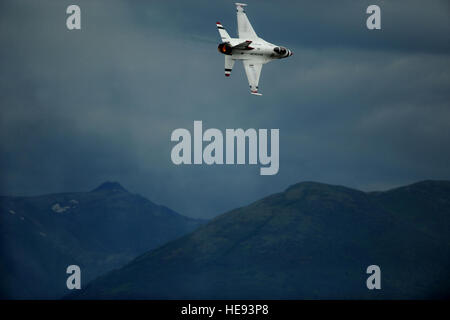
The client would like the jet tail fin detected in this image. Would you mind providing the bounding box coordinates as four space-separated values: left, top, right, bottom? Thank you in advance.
216 22 231 42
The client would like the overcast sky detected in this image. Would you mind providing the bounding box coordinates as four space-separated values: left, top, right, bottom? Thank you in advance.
1 0 449 218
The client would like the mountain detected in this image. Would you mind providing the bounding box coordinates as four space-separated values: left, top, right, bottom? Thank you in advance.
71 181 450 299
0 182 204 299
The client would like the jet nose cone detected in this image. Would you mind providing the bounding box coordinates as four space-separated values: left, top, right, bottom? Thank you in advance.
289 50 293 56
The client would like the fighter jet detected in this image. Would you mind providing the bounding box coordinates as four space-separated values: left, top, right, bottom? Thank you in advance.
216 3 293 95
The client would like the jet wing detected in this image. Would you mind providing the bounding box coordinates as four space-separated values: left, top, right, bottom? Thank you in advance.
236 3 258 40
243 60 263 95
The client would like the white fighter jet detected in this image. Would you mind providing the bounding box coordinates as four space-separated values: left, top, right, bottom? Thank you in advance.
216 3 293 95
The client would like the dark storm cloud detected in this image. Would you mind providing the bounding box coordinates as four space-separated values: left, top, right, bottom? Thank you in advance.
1 0 449 218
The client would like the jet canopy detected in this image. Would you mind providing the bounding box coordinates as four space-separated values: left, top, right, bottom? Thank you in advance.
273 46 293 58
273 46 287 55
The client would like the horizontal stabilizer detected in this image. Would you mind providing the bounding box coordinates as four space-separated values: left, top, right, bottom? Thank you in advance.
224 56 235 77
216 22 231 42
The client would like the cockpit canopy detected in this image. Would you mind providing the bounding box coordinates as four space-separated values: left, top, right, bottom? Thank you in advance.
274 46 287 55
273 46 293 58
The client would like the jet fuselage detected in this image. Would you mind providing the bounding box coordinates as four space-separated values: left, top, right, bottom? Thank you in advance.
218 39 292 64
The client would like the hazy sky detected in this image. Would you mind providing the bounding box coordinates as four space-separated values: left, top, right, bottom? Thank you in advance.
1 0 449 218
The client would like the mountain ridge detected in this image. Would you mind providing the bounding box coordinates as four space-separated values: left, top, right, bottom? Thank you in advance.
71 179 450 299
91 181 128 193
0 182 204 299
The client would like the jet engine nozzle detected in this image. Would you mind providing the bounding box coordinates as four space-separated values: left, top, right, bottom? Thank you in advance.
218 43 233 55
